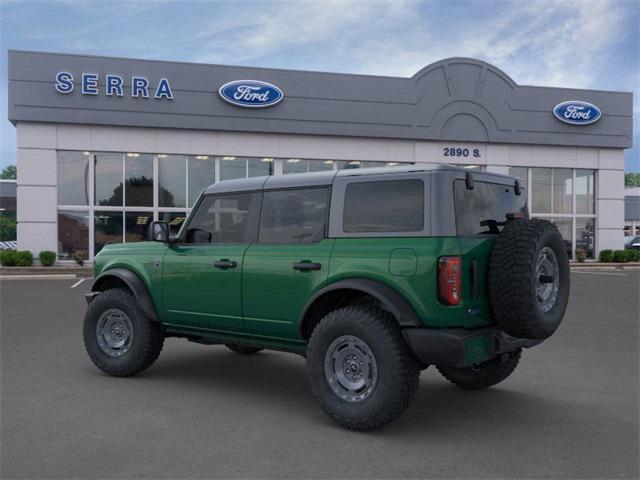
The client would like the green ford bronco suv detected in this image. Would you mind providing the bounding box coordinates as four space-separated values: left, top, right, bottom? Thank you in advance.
84 165 570 430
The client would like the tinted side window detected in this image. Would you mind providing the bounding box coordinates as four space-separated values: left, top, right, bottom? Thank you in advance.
184 192 259 244
343 179 424 233
259 188 329 244
454 180 527 236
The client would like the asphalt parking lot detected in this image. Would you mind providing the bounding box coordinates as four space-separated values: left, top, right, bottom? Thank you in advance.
1 271 638 479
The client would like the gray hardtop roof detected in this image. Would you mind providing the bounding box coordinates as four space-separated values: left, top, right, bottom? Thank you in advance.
203 164 519 195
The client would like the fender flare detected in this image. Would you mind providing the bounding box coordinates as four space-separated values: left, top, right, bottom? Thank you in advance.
91 268 159 322
299 278 422 335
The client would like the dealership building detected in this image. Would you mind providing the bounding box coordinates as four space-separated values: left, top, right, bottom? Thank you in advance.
7 50 633 262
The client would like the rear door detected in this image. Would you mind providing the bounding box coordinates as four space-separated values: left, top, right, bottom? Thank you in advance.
242 187 333 340
162 191 260 332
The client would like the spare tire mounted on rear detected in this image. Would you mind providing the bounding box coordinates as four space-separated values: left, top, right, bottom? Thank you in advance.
489 218 570 340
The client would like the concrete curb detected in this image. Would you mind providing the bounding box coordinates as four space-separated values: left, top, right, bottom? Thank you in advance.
0 267 93 277
571 262 640 270
0 274 79 280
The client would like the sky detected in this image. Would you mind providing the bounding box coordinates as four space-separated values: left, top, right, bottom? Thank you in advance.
1 0 638 172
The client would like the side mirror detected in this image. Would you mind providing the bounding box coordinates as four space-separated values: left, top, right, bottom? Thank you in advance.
150 221 170 243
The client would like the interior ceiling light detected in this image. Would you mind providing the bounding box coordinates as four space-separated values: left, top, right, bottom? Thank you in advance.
288 159 301 163
222 156 236 161
195 155 209 160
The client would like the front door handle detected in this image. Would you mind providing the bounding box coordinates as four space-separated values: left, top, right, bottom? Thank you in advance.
214 259 237 270
293 261 321 271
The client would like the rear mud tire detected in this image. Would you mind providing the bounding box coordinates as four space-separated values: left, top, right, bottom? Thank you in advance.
437 349 521 390
307 305 420 431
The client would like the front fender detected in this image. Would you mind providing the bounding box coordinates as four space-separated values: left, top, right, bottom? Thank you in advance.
90 268 159 322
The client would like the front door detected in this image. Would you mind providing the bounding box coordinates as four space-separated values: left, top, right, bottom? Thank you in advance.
162 191 260 332
242 187 333 340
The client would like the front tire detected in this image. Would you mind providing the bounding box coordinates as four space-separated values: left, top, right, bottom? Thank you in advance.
307 305 419 431
437 349 521 390
83 288 164 377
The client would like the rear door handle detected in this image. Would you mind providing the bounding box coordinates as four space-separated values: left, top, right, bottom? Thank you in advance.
293 261 321 271
214 259 237 269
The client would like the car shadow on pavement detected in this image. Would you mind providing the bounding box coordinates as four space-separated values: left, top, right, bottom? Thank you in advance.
97 342 581 437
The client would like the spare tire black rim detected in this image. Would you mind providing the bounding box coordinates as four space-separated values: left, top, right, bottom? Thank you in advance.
536 246 560 312
96 308 134 357
324 335 378 402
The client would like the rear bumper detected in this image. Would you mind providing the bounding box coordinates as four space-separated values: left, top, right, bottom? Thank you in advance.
403 326 542 368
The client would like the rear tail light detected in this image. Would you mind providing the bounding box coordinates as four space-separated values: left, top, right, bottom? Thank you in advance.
438 256 461 305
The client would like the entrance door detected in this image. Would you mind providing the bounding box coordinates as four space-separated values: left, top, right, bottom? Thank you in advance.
162 191 260 332
242 187 333 340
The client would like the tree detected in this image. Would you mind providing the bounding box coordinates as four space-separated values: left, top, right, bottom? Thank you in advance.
625 172 640 188
1 165 16 179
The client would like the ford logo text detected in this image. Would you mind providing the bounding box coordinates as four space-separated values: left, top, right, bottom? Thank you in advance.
218 80 284 108
553 101 601 125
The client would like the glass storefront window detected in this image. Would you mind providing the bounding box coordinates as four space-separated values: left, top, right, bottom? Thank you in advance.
188 156 215 207
576 217 596 259
95 153 123 206
159 211 188 236
158 155 186 208
125 212 152 243
125 153 153 207
553 217 573 259
552 168 572 214
508 166 528 186
310 160 335 172
337 160 363 170
576 169 595 214
57 210 89 260
94 211 123 254
531 168 551 213
220 156 246 181
248 158 273 177
58 151 90 205
283 159 308 174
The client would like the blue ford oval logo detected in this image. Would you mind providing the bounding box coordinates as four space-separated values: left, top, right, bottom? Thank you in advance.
218 80 283 108
553 100 601 125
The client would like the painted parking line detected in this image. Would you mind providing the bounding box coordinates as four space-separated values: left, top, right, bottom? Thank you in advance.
71 278 88 288
572 270 626 276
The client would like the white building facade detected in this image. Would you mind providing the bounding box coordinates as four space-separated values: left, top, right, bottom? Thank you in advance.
8 51 633 262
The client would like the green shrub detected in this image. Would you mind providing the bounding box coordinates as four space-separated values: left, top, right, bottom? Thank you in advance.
73 250 87 266
575 248 587 263
0 249 18 266
599 249 614 262
39 250 57 267
626 249 639 262
15 250 34 267
613 250 628 263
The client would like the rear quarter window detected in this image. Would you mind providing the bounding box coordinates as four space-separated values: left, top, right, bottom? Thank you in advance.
343 179 424 233
454 180 527 236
